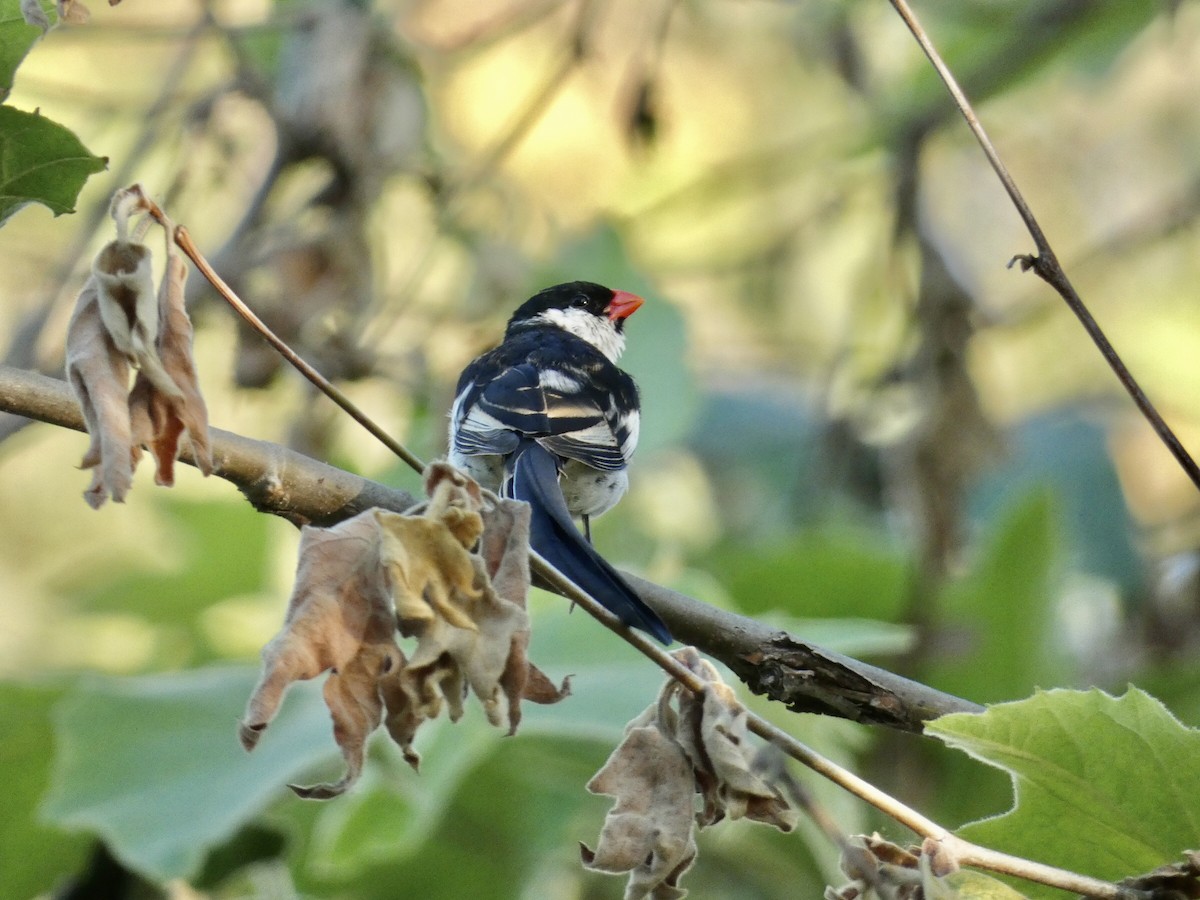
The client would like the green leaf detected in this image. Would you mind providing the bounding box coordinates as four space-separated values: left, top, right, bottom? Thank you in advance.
0 0 51 101
0 680 91 900
928 490 1063 705
943 869 1031 899
42 666 336 882
73 498 276 617
704 522 911 621
928 688 1200 897
305 716 502 879
0 105 107 225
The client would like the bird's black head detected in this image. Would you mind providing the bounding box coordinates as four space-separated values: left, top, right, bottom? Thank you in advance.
507 281 644 334
510 281 613 324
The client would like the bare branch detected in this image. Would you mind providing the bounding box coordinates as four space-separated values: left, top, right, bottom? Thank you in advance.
0 364 415 528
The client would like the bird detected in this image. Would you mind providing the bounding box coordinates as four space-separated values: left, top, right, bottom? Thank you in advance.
448 281 672 644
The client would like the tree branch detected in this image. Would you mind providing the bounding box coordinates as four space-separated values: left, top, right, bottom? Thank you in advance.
0 362 979 730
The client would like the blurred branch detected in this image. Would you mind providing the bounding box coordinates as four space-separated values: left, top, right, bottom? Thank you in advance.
0 361 978 730
889 0 1200 493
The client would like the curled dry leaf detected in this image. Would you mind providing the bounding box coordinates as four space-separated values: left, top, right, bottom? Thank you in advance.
582 708 697 900
671 648 797 831
584 647 796 898
57 0 89 23
240 511 404 799
129 250 213 485
66 280 134 508
383 464 568 767
66 188 212 507
828 835 971 900
93 238 179 399
243 463 567 793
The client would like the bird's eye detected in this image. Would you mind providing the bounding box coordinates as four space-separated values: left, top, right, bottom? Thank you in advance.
571 293 589 308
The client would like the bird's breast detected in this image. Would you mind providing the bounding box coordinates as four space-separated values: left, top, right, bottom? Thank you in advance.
447 450 504 493
560 460 629 518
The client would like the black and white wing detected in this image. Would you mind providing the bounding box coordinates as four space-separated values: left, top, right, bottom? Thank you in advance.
451 353 639 472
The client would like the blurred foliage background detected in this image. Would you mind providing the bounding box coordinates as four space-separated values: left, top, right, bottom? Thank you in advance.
2 0 1200 897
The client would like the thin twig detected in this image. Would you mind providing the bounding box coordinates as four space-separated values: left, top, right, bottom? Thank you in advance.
887 0 1200 493
170 224 426 475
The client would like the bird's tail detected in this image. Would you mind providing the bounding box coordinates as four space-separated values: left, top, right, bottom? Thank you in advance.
508 441 672 644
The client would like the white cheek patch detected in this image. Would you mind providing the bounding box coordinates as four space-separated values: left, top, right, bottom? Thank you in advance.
536 308 626 361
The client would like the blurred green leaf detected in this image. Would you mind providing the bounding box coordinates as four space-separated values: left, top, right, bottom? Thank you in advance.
282 734 608 900
69 498 275 620
929 687 1200 899
969 413 1139 593
927 489 1062 705
704 522 911 621
0 680 91 900
42 666 335 882
519 593 675 739
885 1 1159 131
305 718 501 879
943 869 1031 899
0 105 106 225
56 497 279 666
0 0 50 100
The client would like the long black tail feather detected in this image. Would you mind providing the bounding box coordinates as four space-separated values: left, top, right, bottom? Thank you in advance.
508 442 672 644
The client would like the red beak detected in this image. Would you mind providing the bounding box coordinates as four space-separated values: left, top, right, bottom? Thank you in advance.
606 290 644 321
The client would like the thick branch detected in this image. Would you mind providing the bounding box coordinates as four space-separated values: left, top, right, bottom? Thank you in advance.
0 364 416 528
0 362 979 730
623 574 979 727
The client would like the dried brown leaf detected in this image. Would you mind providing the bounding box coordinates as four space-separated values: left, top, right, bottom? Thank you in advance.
290 644 399 799
67 188 213 507
585 648 798 898
385 464 563 748
383 516 481 632
583 711 697 899
57 0 89 23
832 835 965 900
241 511 402 797
129 250 212 485
66 279 136 508
92 239 180 399
245 464 565 790
672 650 797 831
522 662 572 705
